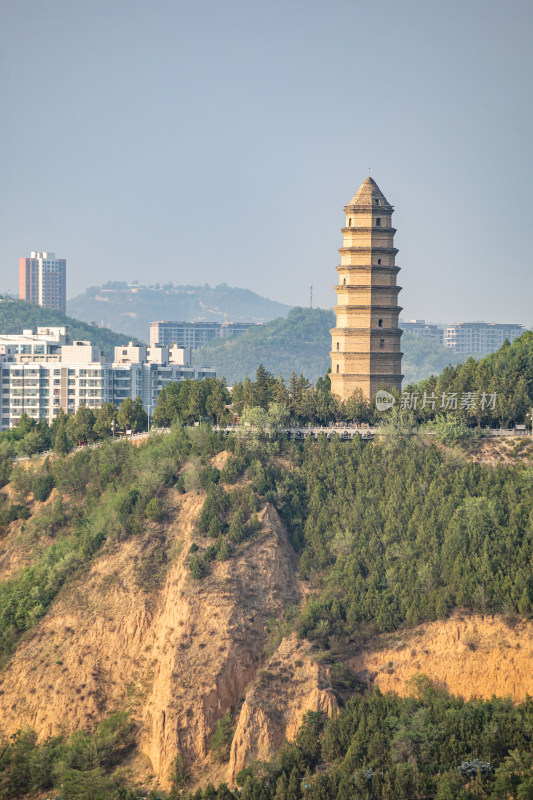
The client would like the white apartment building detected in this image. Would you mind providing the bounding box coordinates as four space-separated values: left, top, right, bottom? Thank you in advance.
0 329 216 431
444 323 526 355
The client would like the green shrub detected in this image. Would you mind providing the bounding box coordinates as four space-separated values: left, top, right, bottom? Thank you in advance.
198 485 230 535
33 474 55 503
216 536 230 561
199 465 221 490
169 751 189 790
8 504 31 522
189 554 207 580
210 713 235 762
228 507 246 543
220 456 246 484
204 544 217 563
145 497 163 522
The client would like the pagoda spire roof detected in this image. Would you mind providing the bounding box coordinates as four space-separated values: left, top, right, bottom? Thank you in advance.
346 176 392 209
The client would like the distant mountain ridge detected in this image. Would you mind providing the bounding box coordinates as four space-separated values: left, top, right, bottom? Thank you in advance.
68 281 292 340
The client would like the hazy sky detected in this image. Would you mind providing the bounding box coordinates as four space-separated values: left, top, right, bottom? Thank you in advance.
1 0 531 324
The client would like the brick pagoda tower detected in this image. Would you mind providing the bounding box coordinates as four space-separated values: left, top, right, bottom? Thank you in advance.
330 177 403 401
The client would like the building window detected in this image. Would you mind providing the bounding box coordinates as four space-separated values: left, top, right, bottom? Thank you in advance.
377 258 382 265
378 319 383 328
348 218 351 226
336 364 339 373
336 342 339 350
380 339 385 349
376 218 381 226
343 278 346 285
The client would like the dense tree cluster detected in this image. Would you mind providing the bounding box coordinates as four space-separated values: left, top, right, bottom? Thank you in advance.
0 712 137 800
3 686 533 799
0 398 148 475
153 378 231 427
229 331 533 430
272 435 533 637
173 686 533 800
406 331 533 427
230 366 371 426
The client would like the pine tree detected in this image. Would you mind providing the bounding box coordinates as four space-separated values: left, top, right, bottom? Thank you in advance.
274 772 288 800
228 507 246 543
53 413 70 455
287 766 302 800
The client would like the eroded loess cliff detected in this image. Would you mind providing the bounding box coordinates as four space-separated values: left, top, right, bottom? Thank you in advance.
229 632 337 783
350 613 533 701
0 488 334 788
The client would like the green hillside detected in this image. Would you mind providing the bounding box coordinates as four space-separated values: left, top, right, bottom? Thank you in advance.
1 423 533 798
0 296 139 356
193 307 466 384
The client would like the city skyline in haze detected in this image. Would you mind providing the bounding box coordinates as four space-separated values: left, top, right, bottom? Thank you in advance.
1 0 532 326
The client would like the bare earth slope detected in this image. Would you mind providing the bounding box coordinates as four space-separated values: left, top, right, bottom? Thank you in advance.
351 613 533 701
0 491 333 788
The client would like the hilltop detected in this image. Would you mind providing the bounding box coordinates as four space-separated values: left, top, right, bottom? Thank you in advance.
68 281 292 339
193 307 467 384
0 296 138 356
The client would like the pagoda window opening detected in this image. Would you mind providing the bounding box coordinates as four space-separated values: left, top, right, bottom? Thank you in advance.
378 319 383 328
380 339 385 349
377 258 382 265
348 218 352 226
343 278 346 285
337 342 339 350
336 364 339 373
376 218 381 226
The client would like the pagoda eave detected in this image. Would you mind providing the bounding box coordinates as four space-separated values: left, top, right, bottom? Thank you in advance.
339 247 399 256
335 264 401 273
334 305 403 313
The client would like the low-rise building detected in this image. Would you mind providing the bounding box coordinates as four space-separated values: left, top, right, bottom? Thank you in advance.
444 322 526 355
150 320 258 350
0 330 216 430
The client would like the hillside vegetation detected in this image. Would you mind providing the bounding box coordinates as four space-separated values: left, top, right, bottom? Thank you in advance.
0 296 138 355
193 308 467 385
68 281 291 339
406 329 533 426
0 419 532 798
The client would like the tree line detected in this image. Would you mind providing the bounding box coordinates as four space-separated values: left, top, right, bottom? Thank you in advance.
2 685 533 799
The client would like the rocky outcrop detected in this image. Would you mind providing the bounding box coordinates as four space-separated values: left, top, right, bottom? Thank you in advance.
228 633 337 783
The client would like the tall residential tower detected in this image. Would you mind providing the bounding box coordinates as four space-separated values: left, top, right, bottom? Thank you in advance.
19 251 67 314
330 177 403 401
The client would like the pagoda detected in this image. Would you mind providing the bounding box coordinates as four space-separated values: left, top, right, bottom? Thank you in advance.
329 177 403 401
